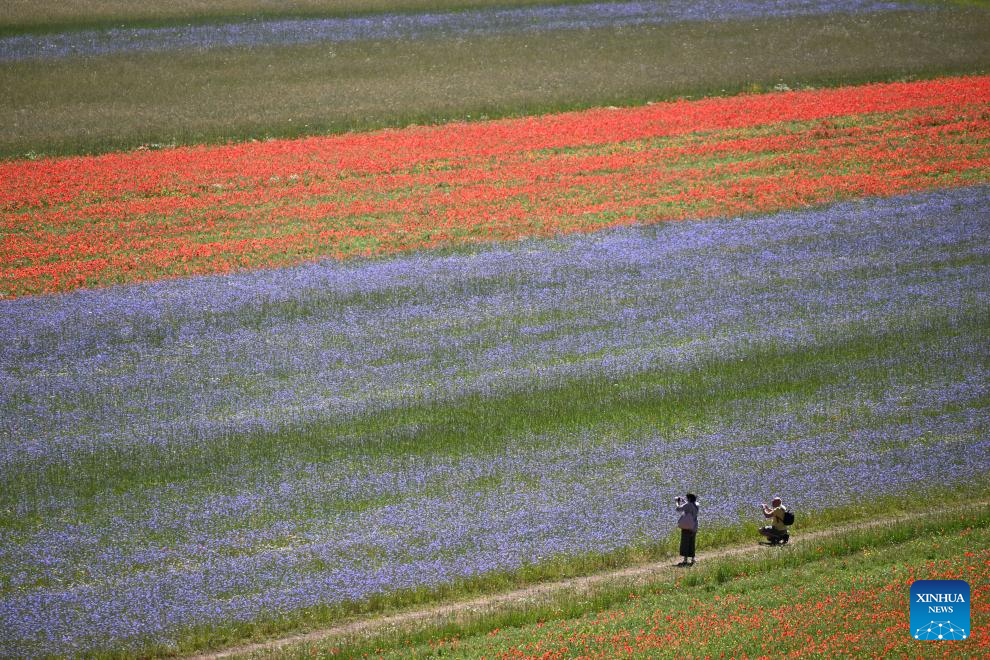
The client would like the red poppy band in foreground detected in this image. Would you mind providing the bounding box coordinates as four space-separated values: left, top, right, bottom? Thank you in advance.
2 75 989 296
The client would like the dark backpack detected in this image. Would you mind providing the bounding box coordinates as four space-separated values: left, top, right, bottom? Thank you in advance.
782 509 795 526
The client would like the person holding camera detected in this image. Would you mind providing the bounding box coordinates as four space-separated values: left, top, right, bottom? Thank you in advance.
760 496 788 540
675 492 699 566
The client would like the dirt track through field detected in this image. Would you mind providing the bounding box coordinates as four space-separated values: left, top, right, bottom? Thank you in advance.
192 502 989 658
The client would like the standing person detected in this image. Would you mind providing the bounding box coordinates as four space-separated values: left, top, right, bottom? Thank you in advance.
760 496 788 541
675 492 698 566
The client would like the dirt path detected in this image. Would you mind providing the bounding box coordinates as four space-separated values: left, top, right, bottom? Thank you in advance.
192 502 989 659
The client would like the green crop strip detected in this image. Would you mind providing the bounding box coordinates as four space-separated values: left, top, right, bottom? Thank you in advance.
1 10 988 158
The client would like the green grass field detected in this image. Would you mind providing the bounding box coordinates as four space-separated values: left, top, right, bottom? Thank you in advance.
2 8 989 159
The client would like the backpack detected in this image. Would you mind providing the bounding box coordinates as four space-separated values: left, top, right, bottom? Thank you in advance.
782 509 795 526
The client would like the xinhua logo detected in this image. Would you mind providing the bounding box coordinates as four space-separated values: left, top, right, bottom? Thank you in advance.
910 580 970 641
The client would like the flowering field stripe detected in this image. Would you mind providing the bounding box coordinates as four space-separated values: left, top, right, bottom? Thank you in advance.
3 185 988 467
2 75 989 297
1 187 988 654
0 0 928 62
360 517 990 658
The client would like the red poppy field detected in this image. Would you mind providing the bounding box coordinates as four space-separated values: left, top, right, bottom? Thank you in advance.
3 75 989 297
485 549 989 659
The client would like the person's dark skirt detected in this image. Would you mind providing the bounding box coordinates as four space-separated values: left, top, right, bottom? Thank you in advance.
679 529 696 558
